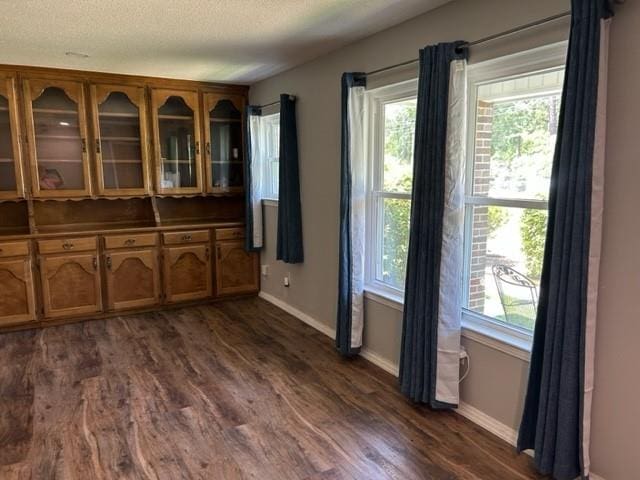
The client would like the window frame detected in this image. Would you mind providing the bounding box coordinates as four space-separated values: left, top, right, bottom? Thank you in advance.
364 79 418 301
461 42 568 349
260 112 280 201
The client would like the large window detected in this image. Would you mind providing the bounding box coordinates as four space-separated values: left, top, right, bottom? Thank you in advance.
463 45 566 338
366 80 417 296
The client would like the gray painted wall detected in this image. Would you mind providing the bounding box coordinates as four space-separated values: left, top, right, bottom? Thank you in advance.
250 1 640 478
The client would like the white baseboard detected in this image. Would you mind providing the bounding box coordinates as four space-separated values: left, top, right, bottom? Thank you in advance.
258 291 336 339
456 401 518 446
257 291 605 480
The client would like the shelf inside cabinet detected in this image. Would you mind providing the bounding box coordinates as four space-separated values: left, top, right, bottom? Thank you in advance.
158 114 193 121
0 201 30 237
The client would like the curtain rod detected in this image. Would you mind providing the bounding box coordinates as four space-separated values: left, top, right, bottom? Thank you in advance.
365 10 571 76
256 95 296 109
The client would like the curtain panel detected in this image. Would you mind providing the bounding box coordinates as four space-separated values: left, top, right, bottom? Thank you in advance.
399 42 467 408
336 73 366 356
517 1 612 479
245 105 265 251
276 94 304 264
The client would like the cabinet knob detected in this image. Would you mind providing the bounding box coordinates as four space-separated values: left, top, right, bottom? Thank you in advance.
93 257 98 270
195 141 200 155
205 247 210 261
106 256 112 270
181 234 192 242
81 138 87 154
206 142 211 157
62 242 74 250
124 238 136 246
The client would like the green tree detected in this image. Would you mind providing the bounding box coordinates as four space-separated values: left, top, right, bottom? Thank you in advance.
384 104 416 165
488 206 508 236
520 209 548 279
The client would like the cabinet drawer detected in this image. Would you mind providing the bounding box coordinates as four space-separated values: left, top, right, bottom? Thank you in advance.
0 240 30 258
215 227 245 241
105 233 158 250
38 236 97 254
163 230 210 245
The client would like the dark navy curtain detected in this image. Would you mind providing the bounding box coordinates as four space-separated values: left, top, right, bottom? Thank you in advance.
336 72 366 357
399 42 467 408
517 1 612 479
276 94 304 264
244 105 263 252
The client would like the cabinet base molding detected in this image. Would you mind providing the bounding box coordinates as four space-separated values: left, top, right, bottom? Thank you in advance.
0 294 257 334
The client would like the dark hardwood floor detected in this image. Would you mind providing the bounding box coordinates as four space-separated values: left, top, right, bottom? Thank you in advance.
0 298 544 479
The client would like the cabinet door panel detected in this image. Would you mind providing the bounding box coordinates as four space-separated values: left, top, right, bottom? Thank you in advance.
41 253 101 318
23 79 91 198
203 94 245 194
91 84 151 196
0 76 25 199
163 245 211 303
105 249 160 311
215 240 259 296
151 89 202 194
0 258 36 325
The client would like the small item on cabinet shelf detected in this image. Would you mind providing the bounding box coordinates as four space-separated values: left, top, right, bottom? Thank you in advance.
232 147 239 159
39 167 64 190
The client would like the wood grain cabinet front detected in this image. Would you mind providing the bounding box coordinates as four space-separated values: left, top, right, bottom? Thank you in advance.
105 248 160 311
40 253 102 318
0 257 37 326
163 244 211 303
214 239 259 296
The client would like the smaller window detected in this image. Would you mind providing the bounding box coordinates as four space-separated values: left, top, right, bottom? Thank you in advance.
365 80 418 297
261 113 280 200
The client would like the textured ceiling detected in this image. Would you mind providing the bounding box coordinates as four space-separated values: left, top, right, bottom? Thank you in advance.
0 0 451 84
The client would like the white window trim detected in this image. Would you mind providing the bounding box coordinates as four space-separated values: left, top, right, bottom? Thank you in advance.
363 79 418 300
461 41 568 351
261 112 280 201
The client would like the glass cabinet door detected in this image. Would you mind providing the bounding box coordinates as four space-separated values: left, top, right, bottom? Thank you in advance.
151 89 202 194
203 94 245 193
91 85 150 196
0 77 24 199
24 79 90 197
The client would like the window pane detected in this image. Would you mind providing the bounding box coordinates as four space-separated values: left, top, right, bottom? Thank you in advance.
467 205 548 331
473 70 563 200
383 99 416 193
379 197 411 289
264 115 279 199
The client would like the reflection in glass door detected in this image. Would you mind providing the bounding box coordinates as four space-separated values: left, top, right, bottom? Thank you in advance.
204 95 245 193
24 80 90 196
0 78 22 198
92 85 149 195
152 90 201 194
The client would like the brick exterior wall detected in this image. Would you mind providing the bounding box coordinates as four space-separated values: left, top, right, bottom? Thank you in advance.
468 101 493 312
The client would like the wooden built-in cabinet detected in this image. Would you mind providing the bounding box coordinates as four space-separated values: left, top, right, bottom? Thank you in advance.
90 84 151 196
162 230 211 303
0 76 25 199
38 236 102 318
23 79 92 198
151 89 202 195
203 93 245 194
0 241 36 326
215 228 259 296
0 64 257 331
105 241 161 311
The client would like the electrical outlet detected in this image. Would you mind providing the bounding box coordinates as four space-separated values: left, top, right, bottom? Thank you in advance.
261 265 269 276
284 276 290 287
459 346 468 361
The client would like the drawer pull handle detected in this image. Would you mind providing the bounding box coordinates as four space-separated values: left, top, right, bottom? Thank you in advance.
96 139 102 154
205 247 210 261
195 141 200 156
62 242 74 250
81 138 87 154
124 239 136 246
182 234 192 242
106 256 112 270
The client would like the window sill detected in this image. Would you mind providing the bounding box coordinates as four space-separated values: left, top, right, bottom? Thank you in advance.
363 288 532 362
262 199 278 207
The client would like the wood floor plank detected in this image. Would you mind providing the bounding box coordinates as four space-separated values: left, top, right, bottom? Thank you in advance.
0 298 546 479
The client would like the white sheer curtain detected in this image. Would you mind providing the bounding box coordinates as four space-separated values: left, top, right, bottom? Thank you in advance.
248 113 268 249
